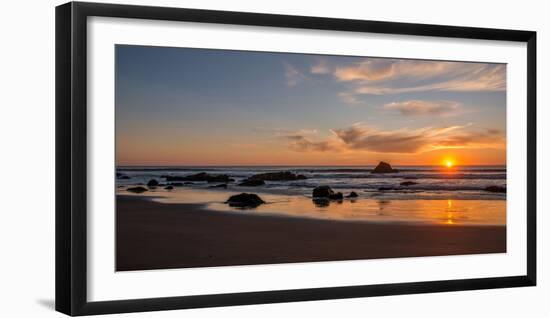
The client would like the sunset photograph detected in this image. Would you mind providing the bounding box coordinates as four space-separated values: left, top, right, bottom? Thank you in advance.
114 45 506 271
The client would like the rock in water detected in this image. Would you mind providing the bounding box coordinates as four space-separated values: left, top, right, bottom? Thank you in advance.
164 185 174 190
485 185 506 193
371 161 398 173
313 185 334 198
329 192 344 200
225 193 265 208
312 186 343 200
400 181 418 186
248 171 307 181
238 179 266 186
346 191 359 198
127 186 148 193
147 179 159 187
165 172 234 183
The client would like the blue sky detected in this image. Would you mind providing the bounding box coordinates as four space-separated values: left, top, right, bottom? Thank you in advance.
115 45 506 166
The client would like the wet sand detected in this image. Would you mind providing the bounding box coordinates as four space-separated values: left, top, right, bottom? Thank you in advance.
116 195 506 271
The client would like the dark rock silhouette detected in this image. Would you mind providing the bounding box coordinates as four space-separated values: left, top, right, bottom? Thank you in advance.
346 191 359 198
238 179 266 187
147 179 159 187
485 185 506 193
400 181 418 186
312 186 343 200
313 185 334 198
168 182 184 187
164 185 174 190
378 187 395 191
329 192 344 200
248 171 307 181
126 186 148 193
165 172 234 183
371 161 398 173
225 193 265 208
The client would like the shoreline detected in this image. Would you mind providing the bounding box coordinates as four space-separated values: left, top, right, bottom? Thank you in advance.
121 192 505 226
116 195 506 271
119 186 506 225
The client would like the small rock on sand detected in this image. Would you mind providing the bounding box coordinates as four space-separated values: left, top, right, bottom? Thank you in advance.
127 186 148 193
225 193 265 208
313 185 334 198
312 186 343 200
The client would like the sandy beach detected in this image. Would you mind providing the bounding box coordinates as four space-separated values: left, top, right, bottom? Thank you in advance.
116 195 506 271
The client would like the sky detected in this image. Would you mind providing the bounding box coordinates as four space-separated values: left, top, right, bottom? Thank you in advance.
115 45 506 166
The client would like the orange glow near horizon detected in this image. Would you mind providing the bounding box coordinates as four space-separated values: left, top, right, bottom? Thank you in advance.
441 157 456 168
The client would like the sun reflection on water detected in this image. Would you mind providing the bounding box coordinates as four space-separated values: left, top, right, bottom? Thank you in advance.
119 187 505 226
445 199 455 224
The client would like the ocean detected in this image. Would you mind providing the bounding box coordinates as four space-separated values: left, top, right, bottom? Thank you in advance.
116 165 506 201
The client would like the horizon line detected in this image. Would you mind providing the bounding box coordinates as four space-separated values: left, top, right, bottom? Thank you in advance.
116 164 507 167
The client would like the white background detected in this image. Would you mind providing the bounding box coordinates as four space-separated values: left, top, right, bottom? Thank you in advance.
0 0 547 317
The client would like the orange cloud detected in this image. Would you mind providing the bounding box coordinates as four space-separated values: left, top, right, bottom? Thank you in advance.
315 58 505 102
283 62 307 87
310 59 331 74
383 100 461 116
282 123 505 154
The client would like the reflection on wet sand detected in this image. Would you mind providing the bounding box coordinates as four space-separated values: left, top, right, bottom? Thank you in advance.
377 200 390 216
119 187 506 226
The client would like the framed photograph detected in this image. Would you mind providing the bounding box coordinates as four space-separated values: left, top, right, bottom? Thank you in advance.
55 1 536 316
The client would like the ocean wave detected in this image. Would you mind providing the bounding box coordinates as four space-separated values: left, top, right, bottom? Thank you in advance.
309 173 506 180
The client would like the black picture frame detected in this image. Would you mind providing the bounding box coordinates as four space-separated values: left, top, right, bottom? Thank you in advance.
55 1 537 316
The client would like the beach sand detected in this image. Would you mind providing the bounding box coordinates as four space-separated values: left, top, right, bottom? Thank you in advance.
116 195 506 271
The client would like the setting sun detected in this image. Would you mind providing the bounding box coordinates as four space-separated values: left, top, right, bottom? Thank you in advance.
442 157 457 168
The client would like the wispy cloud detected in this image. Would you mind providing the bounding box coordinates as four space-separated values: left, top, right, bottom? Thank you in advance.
313 58 505 103
310 59 331 74
383 100 461 116
254 127 318 136
260 127 338 152
284 62 307 87
284 134 335 152
334 59 505 91
338 92 366 105
280 123 504 154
